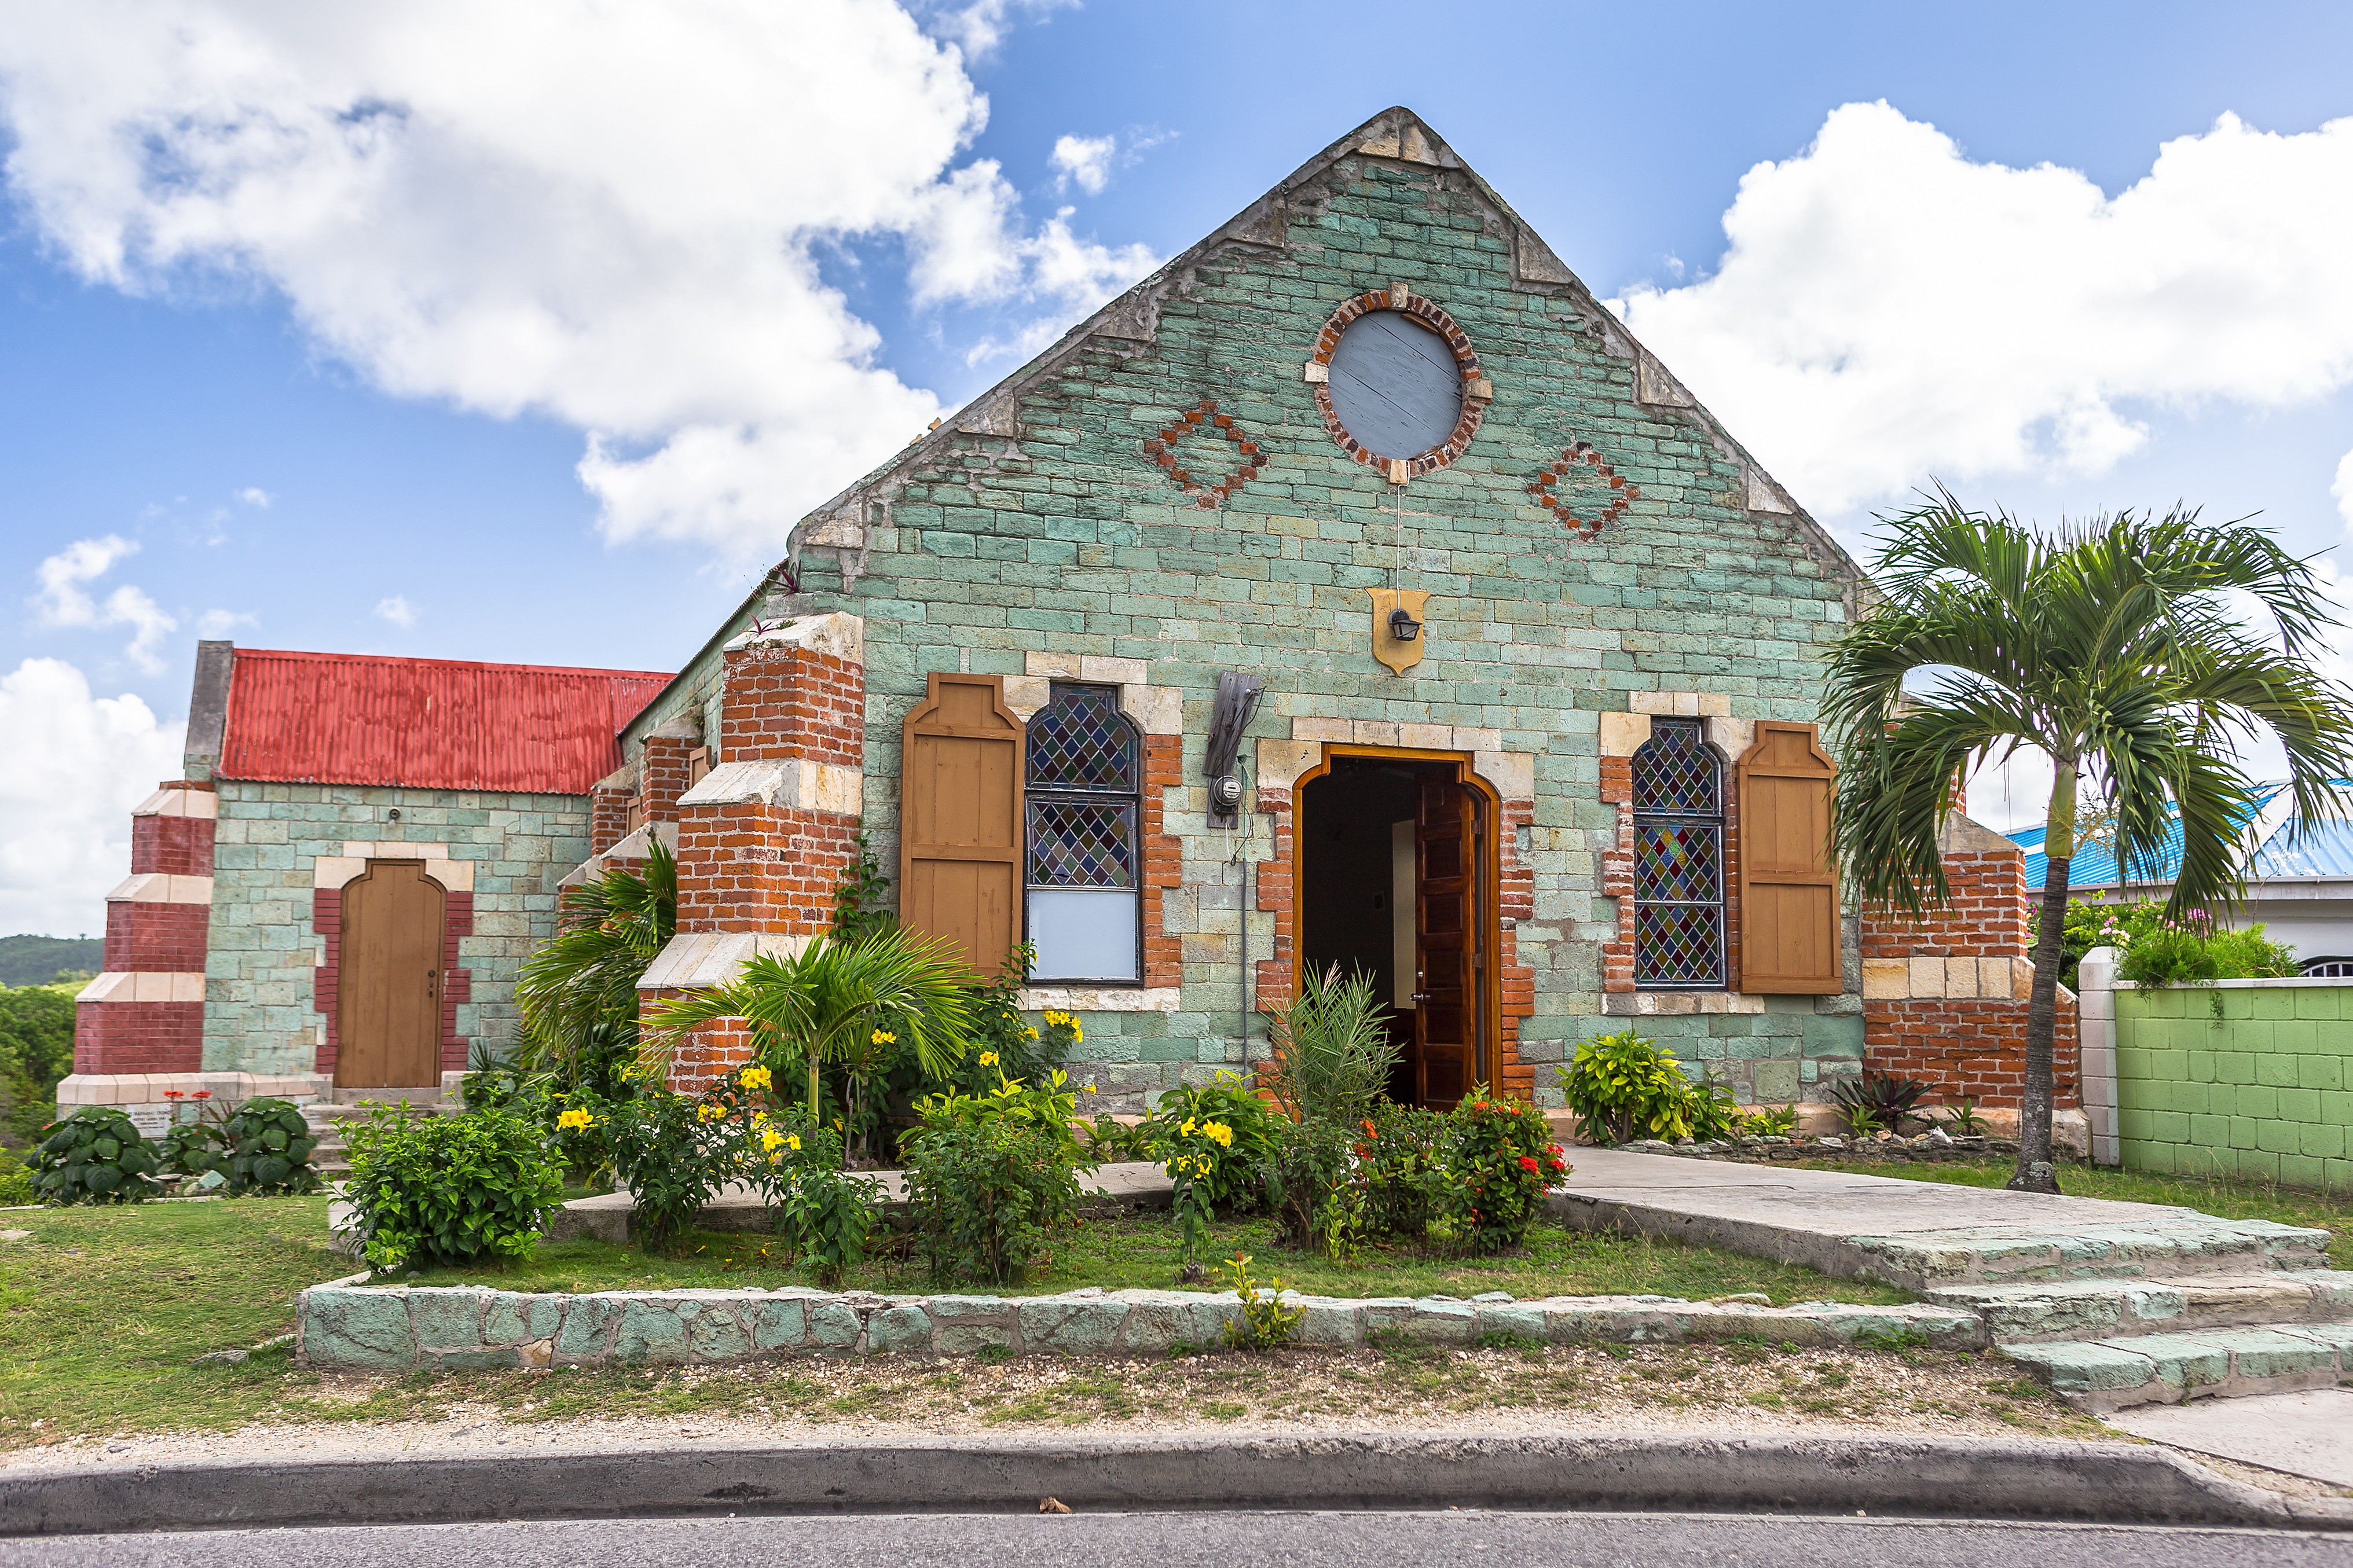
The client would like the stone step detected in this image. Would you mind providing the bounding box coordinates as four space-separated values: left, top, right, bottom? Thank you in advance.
1845 1218 2333 1288
1927 1271 2353 1343
2003 1321 2353 1413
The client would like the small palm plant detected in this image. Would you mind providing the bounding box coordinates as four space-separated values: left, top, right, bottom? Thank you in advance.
514 838 676 1092
645 928 976 1162
1821 493 2353 1192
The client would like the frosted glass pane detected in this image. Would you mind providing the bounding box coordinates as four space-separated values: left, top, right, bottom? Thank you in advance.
1029 888 1139 982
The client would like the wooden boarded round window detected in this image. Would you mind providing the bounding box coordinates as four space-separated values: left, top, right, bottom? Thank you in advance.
1329 312 1463 460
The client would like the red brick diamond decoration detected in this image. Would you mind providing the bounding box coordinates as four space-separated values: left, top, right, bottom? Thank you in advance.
1529 442 1640 540
1142 398 1260 509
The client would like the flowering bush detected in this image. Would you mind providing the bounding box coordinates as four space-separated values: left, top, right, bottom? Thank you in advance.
1162 1108 1238 1264
750 1112 878 1286
343 1103 564 1272
31 1107 162 1205
604 1084 748 1254
1353 1101 1444 1238
901 1069 1091 1284
1427 1090 1567 1254
1145 1076 1279 1212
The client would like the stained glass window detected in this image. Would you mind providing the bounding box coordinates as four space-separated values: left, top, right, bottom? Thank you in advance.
1025 683 1142 983
1632 718 1725 987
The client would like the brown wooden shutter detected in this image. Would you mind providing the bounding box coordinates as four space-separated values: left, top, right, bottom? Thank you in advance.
899 673 1024 979
1736 721 1842 993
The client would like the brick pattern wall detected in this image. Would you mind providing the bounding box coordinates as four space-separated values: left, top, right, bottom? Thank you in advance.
1141 735 1182 989
1861 840 2080 1110
132 811 214 877
200 783 591 1075
2115 983 2352 1191
73 1003 207 1074
638 735 694 826
722 644 864 766
104 901 210 974
626 132 1869 1110
590 784 634 855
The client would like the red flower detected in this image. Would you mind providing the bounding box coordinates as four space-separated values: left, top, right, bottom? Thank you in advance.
1518 1155 1540 1173
163 1090 184 1100
192 1090 212 1100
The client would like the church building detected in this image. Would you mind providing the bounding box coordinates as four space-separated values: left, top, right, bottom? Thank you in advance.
67 108 2079 1141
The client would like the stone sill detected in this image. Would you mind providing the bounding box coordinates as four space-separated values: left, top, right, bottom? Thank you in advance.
1020 986 1182 1013
1602 992 1766 1016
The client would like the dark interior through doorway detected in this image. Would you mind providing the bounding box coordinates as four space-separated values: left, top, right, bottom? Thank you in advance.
1299 755 1482 1108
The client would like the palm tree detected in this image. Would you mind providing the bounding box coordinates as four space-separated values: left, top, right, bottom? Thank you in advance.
1820 492 2353 1192
514 838 677 1092
644 930 976 1158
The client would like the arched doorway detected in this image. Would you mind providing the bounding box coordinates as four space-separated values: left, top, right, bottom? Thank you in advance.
335 860 446 1089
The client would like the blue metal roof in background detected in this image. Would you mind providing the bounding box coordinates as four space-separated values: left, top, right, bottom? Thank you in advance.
2007 782 2353 890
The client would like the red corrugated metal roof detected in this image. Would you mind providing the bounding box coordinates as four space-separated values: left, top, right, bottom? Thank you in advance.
218 648 673 795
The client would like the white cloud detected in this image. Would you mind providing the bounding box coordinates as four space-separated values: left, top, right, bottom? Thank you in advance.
1615 104 2353 516
1051 133 1117 195
2334 449 2353 533
0 1 1139 560
195 608 255 638
30 534 178 673
234 487 271 508
374 596 417 627
1027 208 1158 304
0 659 184 937
917 0 1076 61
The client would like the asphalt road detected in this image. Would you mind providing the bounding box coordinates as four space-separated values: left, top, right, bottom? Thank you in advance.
5 1511 2350 1567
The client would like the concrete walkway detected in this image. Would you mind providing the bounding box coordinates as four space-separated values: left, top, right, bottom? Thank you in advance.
2110 1387 2353 1488
1545 1148 2331 1290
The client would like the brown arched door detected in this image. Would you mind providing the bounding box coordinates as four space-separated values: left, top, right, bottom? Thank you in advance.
336 861 446 1088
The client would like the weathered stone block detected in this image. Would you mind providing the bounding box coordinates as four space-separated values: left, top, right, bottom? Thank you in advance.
688 1306 753 1361
928 1295 1014 1356
750 1297 809 1352
615 1299 692 1363
408 1288 486 1350
554 1295 621 1362
868 1304 933 1355
810 1303 863 1352
302 1288 417 1371
1017 1295 1130 1354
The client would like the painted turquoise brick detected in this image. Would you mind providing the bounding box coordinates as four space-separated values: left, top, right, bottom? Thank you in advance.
2257 1052 2303 1088
2279 1154 2325 1188
2278 1088 2322 1123
2300 1055 2345 1092
2296 989 2343 1020
2297 1122 2344 1160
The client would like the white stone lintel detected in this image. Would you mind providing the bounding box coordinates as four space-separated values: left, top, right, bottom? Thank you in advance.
76 971 206 1004
726 610 865 669
1020 986 1182 1014
106 873 214 905
639 931 815 993
679 759 862 816
131 786 217 820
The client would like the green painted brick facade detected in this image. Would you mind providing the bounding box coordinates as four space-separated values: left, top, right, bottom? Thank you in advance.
203 781 591 1075
2116 983 2353 1192
626 111 1870 1111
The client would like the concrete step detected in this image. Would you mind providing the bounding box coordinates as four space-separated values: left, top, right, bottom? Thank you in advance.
1845 1217 2333 1288
2003 1321 2353 1413
1928 1270 2353 1343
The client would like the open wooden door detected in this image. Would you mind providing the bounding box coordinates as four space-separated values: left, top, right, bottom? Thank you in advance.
336 860 445 1088
1414 775 1476 1108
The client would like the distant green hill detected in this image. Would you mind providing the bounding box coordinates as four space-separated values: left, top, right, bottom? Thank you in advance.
0 935 104 988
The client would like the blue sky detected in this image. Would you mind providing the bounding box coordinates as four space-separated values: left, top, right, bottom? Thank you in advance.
3 0 2351 935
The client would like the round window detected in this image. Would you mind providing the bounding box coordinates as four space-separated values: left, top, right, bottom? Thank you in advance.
1326 310 1464 461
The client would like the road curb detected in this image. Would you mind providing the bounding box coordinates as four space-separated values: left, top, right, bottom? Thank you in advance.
5 1434 2351 1536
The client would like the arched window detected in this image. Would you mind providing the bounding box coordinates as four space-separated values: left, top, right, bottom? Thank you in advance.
1025 683 1142 983
1633 718 1726 988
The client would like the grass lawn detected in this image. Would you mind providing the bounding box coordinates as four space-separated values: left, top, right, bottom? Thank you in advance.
1786 1157 2353 1268
408 1211 1913 1305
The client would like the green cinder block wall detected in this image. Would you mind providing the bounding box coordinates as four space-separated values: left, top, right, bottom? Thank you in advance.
2115 982 2353 1192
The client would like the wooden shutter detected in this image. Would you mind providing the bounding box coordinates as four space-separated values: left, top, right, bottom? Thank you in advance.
1736 721 1842 993
900 673 1024 979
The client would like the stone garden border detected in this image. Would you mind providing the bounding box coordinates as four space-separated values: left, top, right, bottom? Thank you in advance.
295 1282 1984 1372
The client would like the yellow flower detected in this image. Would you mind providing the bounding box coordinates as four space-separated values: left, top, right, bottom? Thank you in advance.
761 1129 785 1153
738 1065 772 1091
872 1029 896 1045
555 1107 594 1132
979 1051 999 1067
1022 1027 1040 1041
787 1133 802 1151
1179 1118 1197 1138
1203 1120 1233 1148
1071 1026 1083 1042
752 1110 770 1126
697 1102 728 1123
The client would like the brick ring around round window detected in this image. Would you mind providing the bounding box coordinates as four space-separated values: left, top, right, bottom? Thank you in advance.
1310 287 1489 478
1142 398 1262 509
1530 441 1640 540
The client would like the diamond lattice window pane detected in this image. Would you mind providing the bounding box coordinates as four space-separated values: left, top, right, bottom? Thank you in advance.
1636 823 1722 904
1632 719 1719 815
1027 799 1137 888
1636 904 1725 987
1027 685 1138 791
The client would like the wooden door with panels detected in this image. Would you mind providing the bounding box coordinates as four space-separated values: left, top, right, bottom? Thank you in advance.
899 673 1025 980
1735 721 1843 993
1413 773 1480 1108
336 860 446 1088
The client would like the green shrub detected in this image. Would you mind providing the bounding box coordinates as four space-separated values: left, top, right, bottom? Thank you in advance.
217 1097 322 1195
1262 1116 1357 1257
1428 1090 1566 1254
903 1071 1090 1284
0 1147 35 1205
1737 1103 1798 1138
1687 1072 1743 1141
604 1086 745 1255
1940 1099 1989 1136
344 1104 564 1272
1220 1252 1303 1350
157 1119 225 1179
750 1115 878 1287
1080 1113 1156 1163
1829 1072 1930 1133
0 982 76 1145
1145 1076 1280 1211
31 1107 162 1205
1354 1101 1443 1238
1833 1101 1882 1139
1556 1030 1697 1145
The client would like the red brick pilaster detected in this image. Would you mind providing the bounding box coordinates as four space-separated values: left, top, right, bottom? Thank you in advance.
74 780 215 1076
1141 734 1182 989
590 776 635 855
638 726 697 827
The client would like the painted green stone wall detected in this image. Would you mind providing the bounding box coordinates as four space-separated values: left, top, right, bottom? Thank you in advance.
2116 983 2353 1192
203 781 591 1075
629 138 1868 1111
